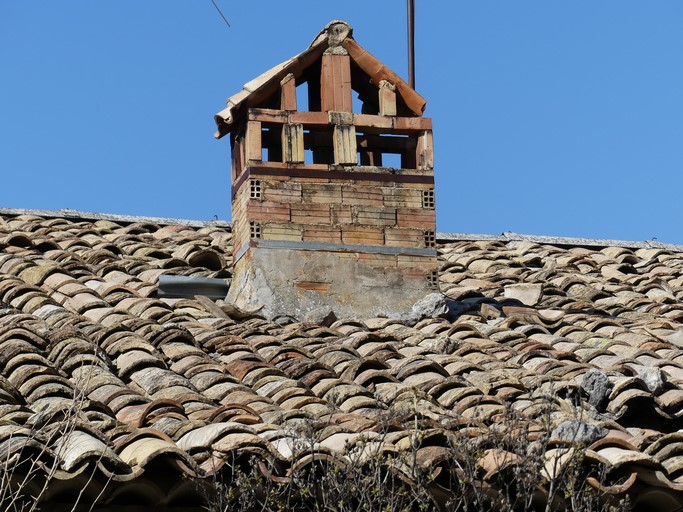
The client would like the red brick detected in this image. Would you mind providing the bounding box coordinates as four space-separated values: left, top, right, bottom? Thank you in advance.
302 183 342 204
247 201 291 222
342 226 384 245
330 205 353 225
384 228 424 247
397 254 437 269
353 113 393 130
290 203 331 225
382 187 422 208
341 186 384 206
289 111 329 126
396 208 436 229
321 54 352 113
392 117 432 132
262 181 302 203
357 252 397 267
303 225 342 244
245 121 262 162
261 222 303 241
280 73 297 110
353 206 396 227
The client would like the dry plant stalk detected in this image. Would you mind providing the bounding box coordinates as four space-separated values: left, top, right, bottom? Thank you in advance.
1 358 111 512
202 396 633 512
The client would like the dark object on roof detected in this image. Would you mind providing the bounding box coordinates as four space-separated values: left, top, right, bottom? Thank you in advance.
157 275 229 299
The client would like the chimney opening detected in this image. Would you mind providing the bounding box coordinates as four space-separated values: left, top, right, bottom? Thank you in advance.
302 128 316 164
295 80 310 111
262 125 282 162
357 132 417 170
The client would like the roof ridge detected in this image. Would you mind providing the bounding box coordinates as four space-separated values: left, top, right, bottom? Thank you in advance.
436 231 683 252
1 207 678 251
0 207 230 228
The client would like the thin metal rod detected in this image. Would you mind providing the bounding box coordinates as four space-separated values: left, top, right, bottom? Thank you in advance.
407 0 415 89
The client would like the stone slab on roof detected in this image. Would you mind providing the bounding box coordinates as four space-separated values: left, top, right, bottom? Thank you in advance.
3 209 683 509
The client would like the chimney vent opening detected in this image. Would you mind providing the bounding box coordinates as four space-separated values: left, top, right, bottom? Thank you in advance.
424 230 436 248
422 189 435 209
249 221 262 239
249 179 262 199
427 270 439 290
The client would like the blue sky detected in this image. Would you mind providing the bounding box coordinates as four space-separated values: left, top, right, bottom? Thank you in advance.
1 2 682 243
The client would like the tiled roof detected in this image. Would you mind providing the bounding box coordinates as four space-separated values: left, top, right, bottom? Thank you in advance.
3 209 683 509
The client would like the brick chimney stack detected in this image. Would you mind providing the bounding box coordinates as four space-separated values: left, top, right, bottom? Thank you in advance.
215 21 437 320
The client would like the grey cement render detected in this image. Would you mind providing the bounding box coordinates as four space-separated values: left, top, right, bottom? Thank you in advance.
227 246 436 321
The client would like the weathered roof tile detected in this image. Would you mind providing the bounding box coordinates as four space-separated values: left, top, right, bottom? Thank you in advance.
3 211 683 508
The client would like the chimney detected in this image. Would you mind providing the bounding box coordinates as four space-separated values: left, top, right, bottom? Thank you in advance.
215 21 437 320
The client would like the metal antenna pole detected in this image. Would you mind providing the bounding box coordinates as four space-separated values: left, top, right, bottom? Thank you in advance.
407 0 415 89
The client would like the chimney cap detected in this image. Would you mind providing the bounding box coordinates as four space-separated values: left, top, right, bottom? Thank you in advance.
311 20 353 49
214 20 426 139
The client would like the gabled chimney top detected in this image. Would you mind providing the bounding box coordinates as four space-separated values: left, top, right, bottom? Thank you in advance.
214 20 426 140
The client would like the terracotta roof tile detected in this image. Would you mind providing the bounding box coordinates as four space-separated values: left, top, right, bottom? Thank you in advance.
4 211 683 508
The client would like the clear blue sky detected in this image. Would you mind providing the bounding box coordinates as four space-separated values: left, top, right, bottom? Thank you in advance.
1 2 682 243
